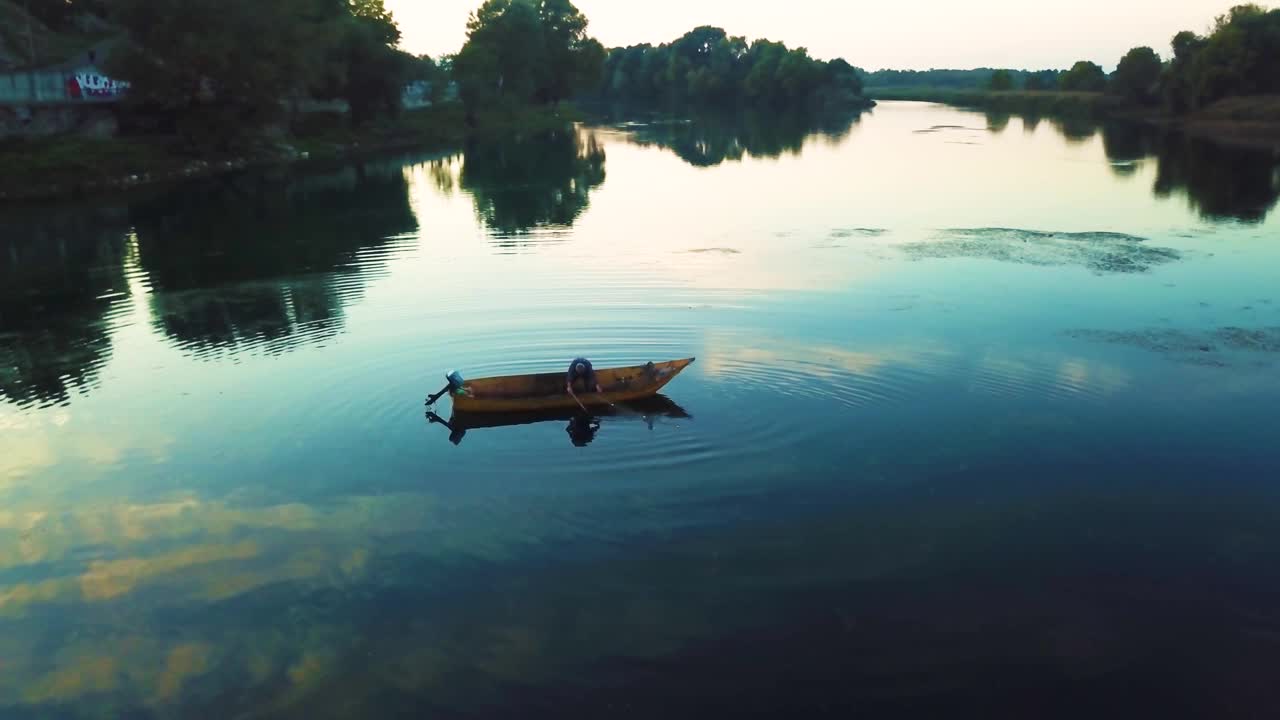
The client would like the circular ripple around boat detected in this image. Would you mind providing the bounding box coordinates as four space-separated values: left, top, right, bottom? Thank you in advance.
700 343 958 412
241 314 713 475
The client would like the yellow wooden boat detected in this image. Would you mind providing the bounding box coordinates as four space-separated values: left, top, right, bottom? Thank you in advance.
440 358 695 413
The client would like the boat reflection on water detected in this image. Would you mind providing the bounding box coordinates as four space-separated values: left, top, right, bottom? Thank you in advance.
426 395 692 447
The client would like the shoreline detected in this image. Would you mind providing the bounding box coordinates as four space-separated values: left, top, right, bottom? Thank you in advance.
866 89 1280 152
0 136 442 204
0 104 579 204
4 94 1276 205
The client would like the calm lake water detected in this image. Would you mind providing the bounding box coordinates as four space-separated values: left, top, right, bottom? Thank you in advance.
3 100 1280 718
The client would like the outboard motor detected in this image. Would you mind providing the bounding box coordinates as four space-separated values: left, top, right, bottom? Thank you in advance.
446 370 465 392
426 370 467 407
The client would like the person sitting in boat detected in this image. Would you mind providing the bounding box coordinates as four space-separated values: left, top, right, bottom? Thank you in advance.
566 357 603 394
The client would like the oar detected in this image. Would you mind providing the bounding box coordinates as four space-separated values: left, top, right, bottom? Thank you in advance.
570 384 619 414
567 386 590 414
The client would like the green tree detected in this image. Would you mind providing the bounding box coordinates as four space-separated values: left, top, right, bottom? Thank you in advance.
453 0 542 109
108 0 327 150
1163 30 1209 112
412 55 452 104
663 26 747 102
536 0 605 103
1059 60 1108 92
743 40 786 104
988 69 1014 91
109 0 410 146
1162 5 1280 113
24 0 108 30
350 0 397 33
1022 70 1060 91
453 0 604 111
1111 46 1163 105
597 28 871 111
776 48 822 104
816 58 865 106
332 2 415 126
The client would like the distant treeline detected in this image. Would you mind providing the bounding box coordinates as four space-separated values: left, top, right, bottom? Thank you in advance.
595 27 871 111
863 4 1280 113
861 69 1062 91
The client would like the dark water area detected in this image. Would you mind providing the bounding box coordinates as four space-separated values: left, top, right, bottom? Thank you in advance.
1 101 1279 718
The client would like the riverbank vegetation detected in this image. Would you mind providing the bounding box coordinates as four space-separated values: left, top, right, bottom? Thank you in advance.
1163 5 1280 112
3 1 1276 200
1 0 599 199
864 4 1280 148
861 68 1064 92
105 0 434 150
867 88 1123 116
594 27 871 112
864 4 1279 110
2 0 879 200
0 104 585 201
865 86 1280 150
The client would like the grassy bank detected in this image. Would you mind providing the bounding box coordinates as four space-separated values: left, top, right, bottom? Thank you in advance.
0 104 581 202
868 88 1280 150
867 88 1123 116
1181 95 1280 150
291 103 583 160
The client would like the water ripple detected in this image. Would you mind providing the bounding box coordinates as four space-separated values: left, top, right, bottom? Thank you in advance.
700 332 956 411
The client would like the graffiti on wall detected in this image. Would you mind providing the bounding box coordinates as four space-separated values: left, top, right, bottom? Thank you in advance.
67 71 130 100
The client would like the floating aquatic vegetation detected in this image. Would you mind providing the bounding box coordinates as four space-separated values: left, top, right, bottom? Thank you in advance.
683 248 742 255
829 228 888 239
1064 327 1280 365
899 227 1181 274
913 125 987 134
813 227 889 248
1065 329 1215 354
1216 327 1280 353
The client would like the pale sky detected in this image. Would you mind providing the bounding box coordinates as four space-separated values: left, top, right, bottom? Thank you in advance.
387 0 1253 71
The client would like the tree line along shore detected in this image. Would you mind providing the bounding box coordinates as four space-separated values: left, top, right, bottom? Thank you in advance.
1 1 1277 202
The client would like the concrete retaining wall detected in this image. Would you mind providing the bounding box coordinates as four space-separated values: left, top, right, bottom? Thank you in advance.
0 70 69 104
0 67 126 105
